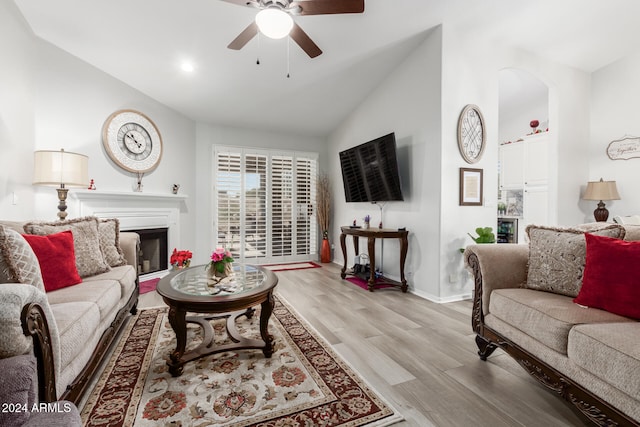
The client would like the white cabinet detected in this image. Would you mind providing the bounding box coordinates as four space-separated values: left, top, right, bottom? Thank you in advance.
499 143 524 189
524 135 549 186
499 132 550 242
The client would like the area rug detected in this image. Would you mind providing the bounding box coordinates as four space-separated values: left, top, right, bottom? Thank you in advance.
262 262 322 272
139 277 160 294
81 295 402 427
345 277 394 291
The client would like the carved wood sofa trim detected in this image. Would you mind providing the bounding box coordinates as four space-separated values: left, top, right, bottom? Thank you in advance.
20 281 139 405
467 252 638 427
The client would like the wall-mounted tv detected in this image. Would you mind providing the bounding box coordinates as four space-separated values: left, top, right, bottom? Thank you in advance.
339 132 404 203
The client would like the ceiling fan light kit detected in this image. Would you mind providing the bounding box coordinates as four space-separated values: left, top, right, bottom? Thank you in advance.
255 8 293 39
223 0 365 58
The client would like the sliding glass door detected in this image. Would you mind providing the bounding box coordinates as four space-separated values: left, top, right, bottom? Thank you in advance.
213 146 318 264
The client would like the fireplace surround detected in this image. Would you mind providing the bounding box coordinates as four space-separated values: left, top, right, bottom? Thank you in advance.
72 189 186 279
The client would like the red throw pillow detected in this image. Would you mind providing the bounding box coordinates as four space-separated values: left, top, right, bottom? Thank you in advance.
22 231 82 292
574 233 640 319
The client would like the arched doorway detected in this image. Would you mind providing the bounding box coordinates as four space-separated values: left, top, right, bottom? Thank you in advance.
498 68 550 242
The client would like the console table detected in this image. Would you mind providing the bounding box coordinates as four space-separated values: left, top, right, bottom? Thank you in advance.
339 226 409 292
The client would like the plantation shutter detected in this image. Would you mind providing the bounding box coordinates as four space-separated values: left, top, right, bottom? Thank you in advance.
213 146 318 264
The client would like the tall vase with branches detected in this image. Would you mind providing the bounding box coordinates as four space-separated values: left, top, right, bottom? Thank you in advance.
317 172 331 263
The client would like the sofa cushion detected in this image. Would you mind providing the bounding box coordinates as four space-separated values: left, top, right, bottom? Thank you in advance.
489 288 633 354
569 322 640 399
47 280 121 323
574 233 640 319
83 265 137 302
0 225 45 291
525 224 626 297
24 216 111 278
98 218 127 267
49 301 101 375
22 231 82 292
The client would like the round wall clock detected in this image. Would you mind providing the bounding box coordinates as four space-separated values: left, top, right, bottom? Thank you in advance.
457 104 486 164
102 109 163 173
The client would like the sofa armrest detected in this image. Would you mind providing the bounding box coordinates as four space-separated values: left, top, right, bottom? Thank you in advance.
119 232 140 269
0 284 60 402
464 244 529 326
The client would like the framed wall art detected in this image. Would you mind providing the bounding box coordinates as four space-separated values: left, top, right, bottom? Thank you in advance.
459 167 483 206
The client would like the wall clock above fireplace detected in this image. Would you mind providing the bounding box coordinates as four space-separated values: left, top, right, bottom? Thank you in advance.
102 109 163 173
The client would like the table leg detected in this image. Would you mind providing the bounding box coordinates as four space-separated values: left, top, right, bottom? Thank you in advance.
340 232 347 278
167 306 187 376
260 292 275 358
399 234 409 292
367 237 377 291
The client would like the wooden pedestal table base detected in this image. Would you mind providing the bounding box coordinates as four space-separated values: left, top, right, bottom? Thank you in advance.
167 300 274 377
156 264 279 377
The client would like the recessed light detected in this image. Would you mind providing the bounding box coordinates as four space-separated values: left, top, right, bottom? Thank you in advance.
181 62 195 73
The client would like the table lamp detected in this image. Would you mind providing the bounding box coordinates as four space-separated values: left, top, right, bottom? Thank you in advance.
582 178 620 222
33 149 89 220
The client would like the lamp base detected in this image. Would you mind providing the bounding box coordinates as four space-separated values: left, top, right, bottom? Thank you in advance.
593 201 609 222
56 187 69 221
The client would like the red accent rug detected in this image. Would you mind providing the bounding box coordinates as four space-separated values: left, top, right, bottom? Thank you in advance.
139 278 160 294
345 277 394 291
81 295 402 427
262 261 322 272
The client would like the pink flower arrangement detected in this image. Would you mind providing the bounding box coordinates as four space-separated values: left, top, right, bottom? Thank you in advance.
170 248 192 269
207 248 234 274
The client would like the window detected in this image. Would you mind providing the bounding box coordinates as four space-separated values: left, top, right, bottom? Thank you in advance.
213 146 318 264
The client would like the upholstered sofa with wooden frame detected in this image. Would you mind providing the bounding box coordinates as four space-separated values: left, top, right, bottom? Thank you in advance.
465 223 640 426
0 217 139 406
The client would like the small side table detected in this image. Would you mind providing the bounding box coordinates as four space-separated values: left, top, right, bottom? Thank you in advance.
339 226 409 292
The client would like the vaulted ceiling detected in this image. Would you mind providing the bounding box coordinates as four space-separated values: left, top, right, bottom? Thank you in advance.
14 0 640 136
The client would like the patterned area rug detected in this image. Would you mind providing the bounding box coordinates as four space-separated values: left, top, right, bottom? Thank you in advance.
81 295 402 426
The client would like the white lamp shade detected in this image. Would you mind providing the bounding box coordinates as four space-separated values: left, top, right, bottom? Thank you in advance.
255 8 294 39
33 149 89 187
582 179 620 201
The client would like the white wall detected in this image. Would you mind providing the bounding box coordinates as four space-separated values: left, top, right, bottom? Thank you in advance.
0 4 198 253
0 0 37 220
499 68 549 144
590 52 640 220
193 123 327 265
328 26 443 299
328 23 593 303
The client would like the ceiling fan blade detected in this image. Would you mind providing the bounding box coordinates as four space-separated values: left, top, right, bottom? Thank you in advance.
290 0 364 15
290 23 322 58
227 21 259 50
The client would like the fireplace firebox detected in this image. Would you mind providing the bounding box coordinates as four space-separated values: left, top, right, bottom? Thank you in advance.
132 228 168 275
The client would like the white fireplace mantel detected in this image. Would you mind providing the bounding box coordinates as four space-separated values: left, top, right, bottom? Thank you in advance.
71 190 188 279
72 189 188 204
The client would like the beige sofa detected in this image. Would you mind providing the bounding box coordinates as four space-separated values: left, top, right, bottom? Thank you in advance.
465 223 640 426
0 216 139 405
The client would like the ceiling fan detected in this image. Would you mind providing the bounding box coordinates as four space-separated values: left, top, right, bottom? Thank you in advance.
222 0 365 58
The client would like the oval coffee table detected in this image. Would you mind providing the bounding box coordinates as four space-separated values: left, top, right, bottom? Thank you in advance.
156 264 278 376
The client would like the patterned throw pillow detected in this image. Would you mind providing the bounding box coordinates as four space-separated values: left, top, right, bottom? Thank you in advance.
98 219 127 267
0 225 45 292
24 217 110 278
525 224 626 297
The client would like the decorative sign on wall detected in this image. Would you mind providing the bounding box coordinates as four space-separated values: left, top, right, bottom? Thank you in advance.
607 135 640 160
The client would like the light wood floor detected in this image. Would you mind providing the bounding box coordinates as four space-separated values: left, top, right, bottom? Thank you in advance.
139 262 586 427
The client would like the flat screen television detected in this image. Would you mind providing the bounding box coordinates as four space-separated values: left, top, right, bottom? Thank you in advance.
339 132 404 203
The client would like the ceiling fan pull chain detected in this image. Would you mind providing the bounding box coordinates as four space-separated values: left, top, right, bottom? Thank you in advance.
286 37 291 78
256 32 261 65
